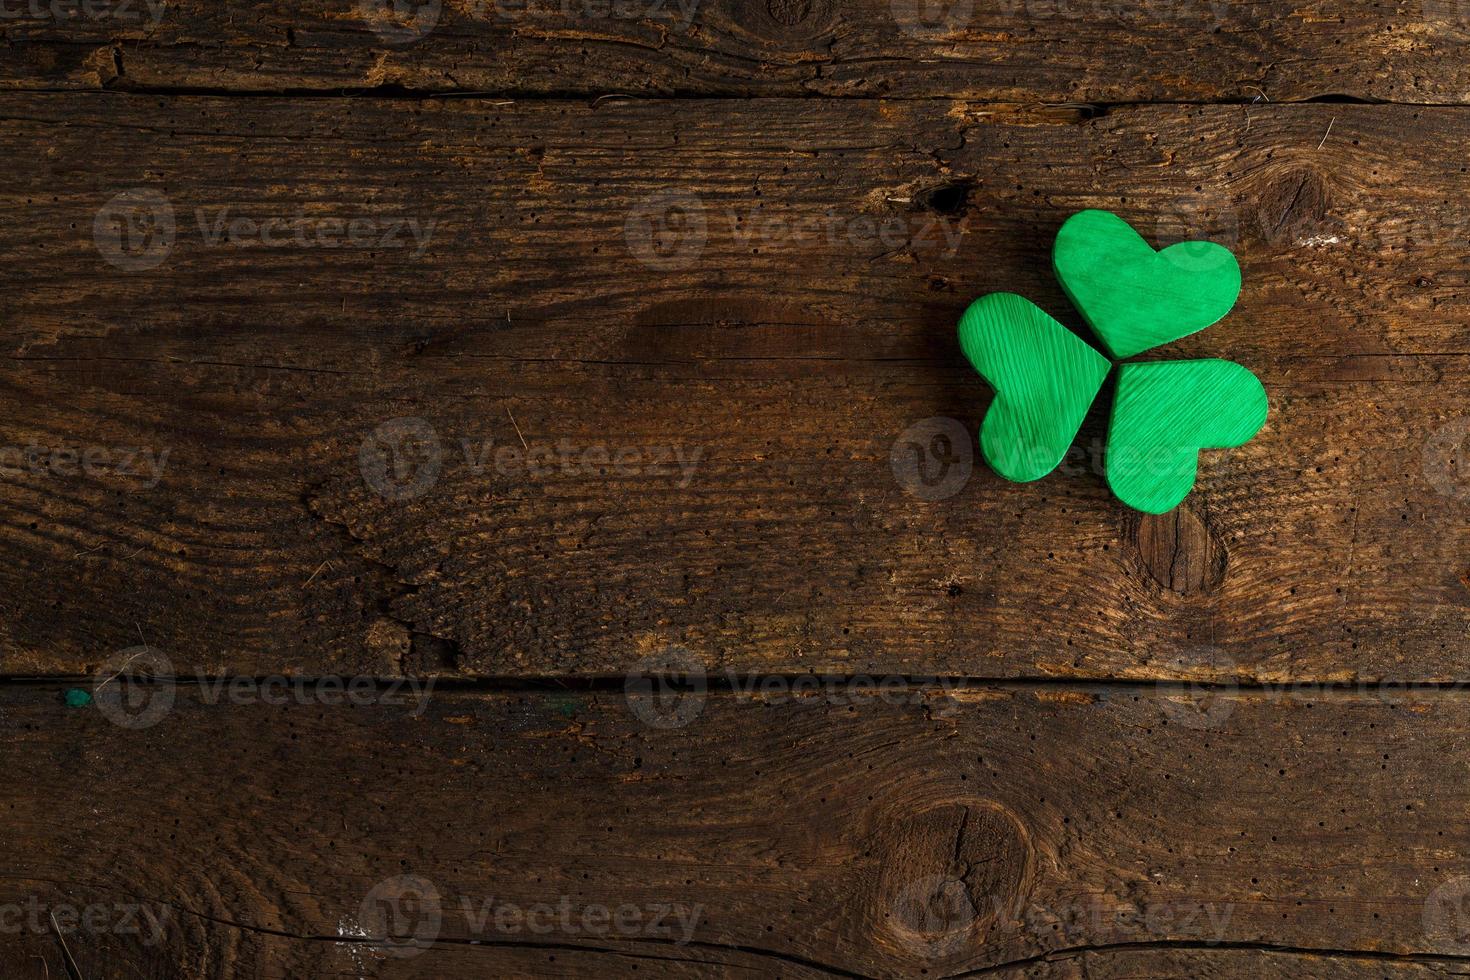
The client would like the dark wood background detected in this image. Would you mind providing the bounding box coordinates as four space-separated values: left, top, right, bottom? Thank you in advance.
3 0 1470 976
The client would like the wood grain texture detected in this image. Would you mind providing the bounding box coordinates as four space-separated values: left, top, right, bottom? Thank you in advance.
8 5 1467 978
4 0 1470 102
5 683 1470 977
0 96 1468 680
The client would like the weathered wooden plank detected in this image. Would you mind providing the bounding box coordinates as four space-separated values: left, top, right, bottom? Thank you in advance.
1 95 1467 679
1012 950 1470 978
1 0 1469 101
17 939 1458 979
4 684 1470 977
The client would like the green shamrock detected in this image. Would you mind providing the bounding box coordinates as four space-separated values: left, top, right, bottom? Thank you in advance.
958 209 1268 514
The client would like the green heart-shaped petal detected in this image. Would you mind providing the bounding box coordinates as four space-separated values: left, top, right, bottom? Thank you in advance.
1106 359 1268 514
958 292 1111 483
1053 209 1240 359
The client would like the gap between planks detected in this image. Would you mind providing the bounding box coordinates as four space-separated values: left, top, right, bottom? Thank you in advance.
7 84 1465 110
7 675 1470 701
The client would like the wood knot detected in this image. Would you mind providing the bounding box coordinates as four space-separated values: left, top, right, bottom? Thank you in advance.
1133 505 1226 595
874 799 1033 962
1252 166 1331 244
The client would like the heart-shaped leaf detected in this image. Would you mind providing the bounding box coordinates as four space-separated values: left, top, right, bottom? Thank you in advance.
958 292 1112 482
1105 359 1268 514
1053 209 1240 360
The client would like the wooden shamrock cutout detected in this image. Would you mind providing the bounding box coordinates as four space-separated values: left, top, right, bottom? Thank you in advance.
1053 209 1241 360
1106 360 1268 514
957 210 1267 513
957 293 1111 482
